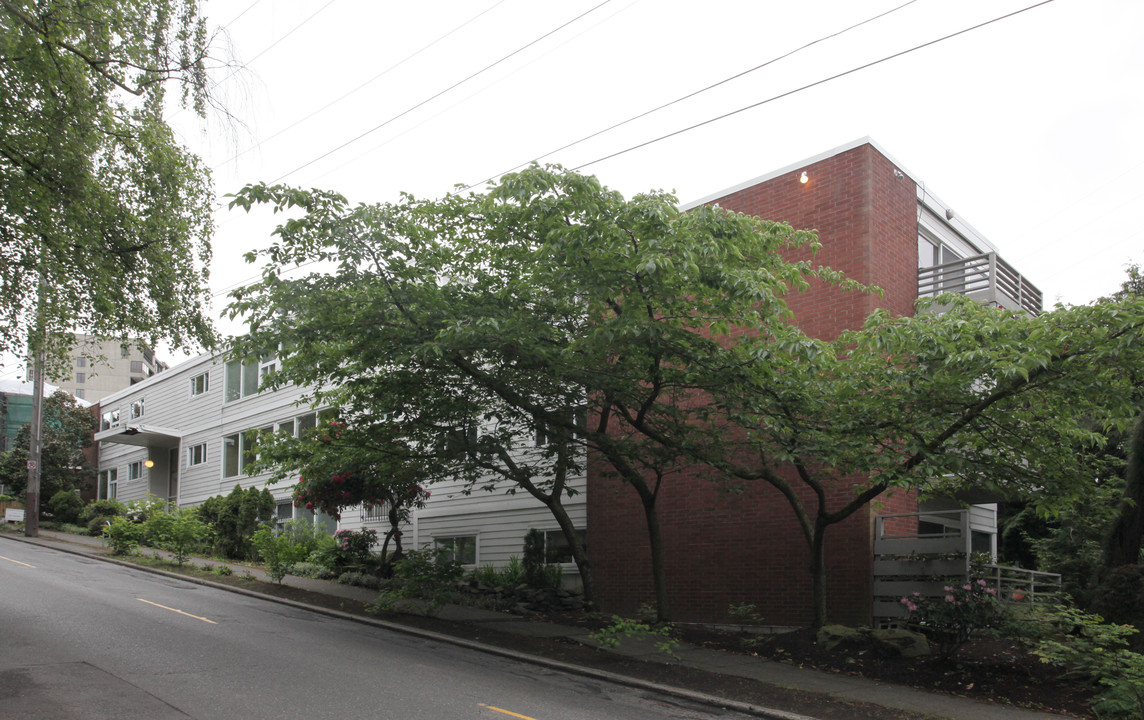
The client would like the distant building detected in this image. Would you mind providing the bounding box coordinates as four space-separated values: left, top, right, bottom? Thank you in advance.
48 334 168 403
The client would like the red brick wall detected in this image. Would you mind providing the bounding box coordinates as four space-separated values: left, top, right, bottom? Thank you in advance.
587 143 921 626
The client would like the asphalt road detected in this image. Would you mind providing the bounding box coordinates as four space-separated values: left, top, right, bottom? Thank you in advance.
0 541 757 720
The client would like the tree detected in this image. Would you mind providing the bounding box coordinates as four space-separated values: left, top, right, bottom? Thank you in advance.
0 390 94 507
248 417 431 578
1 0 220 370
227 167 846 617
227 166 1144 626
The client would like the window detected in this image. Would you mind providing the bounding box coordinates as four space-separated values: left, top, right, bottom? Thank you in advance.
362 503 387 522
76 356 86 368
190 372 209 396
128 461 143 481
130 360 143 373
100 409 120 431
434 535 477 565
535 406 587 447
129 398 144 419
187 443 206 467
224 357 263 402
75 389 85 400
542 529 587 564
99 469 118 500
76 372 85 384
276 501 294 529
445 419 478 453
222 427 270 478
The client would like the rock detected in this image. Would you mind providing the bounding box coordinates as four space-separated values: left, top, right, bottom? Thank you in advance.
869 629 930 658
816 625 864 652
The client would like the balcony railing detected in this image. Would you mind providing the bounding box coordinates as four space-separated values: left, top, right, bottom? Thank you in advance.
872 510 1060 624
918 252 1042 316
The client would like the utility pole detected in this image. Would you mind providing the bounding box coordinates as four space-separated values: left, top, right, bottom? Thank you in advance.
25 271 45 537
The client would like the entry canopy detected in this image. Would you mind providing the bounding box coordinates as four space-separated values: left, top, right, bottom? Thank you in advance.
95 424 182 449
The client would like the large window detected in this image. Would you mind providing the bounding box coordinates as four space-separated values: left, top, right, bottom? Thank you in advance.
222 427 270 478
434 535 477 565
224 352 279 403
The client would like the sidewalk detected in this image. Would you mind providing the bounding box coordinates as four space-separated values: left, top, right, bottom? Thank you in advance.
3 528 1074 720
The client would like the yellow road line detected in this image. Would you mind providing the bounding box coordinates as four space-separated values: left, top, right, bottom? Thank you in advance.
0 555 35 568
136 598 217 625
480 705 541 720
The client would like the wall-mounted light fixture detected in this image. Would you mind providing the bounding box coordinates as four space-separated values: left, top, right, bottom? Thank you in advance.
799 171 809 184
893 169 905 179
144 459 155 469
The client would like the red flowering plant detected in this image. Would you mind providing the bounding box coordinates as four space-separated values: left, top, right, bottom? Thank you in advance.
244 415 435 577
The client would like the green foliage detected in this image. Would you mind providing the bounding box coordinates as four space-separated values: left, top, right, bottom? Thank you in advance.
144 505 212 567
0 392 95 505
369 549 464 615
1090 566 1144 638
213 564 233 577
251 525 308 583
522 529 548 588
291 561 335 580
901 579 1005 660
728 603 766 627
332 528 378 569
47 490 84 525
337 571 383 590
103 516 143 555
1033 604 1144 719
589 615 680 658
471 557 527 588
196 485 275 560
0 1 218 369
80 499 127 524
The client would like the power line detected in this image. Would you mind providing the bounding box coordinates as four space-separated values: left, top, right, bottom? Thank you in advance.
472 0 920 189
216 0 510 170
269 0 615 184
571 0 1057 173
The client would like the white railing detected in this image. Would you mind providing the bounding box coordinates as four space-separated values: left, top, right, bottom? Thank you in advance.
872 510 1060 623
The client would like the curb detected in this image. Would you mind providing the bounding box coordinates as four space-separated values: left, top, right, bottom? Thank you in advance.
1 531 818 720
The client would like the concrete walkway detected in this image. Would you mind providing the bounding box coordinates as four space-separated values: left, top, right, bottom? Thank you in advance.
2 528 1076 720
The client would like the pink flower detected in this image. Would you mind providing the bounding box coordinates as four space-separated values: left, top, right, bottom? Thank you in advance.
945 594 955 603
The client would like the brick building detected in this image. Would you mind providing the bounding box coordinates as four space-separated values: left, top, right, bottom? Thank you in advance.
586 138 1042 626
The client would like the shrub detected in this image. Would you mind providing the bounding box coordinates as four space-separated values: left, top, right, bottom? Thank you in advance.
589 615 679 658
79 499 126 526
145 506 212 566
213 564 233 576
196 485 275 560
901 578 1005 659
333 528 378 569
87 515 115 536
47 490 84 524
104 516 143 555
369 549 463 615
472 556 526 588
292 561 335 580
1033 604 1144 720
251 525 308 583
338 571 382 589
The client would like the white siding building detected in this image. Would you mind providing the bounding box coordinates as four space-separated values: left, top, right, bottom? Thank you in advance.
93 350 587 571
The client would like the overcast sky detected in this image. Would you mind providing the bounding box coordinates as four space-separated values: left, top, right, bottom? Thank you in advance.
10 0 1142 376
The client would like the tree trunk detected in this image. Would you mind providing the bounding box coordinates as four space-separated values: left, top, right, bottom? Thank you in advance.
1103 411 1144 568
640 493 669 623
543 496 597 606
809 518 829 628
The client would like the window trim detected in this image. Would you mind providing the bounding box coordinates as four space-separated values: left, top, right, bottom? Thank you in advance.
100 409 120 432
187 443 206 467
127 461 143 481
189 371 209 397
129 398 145 420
